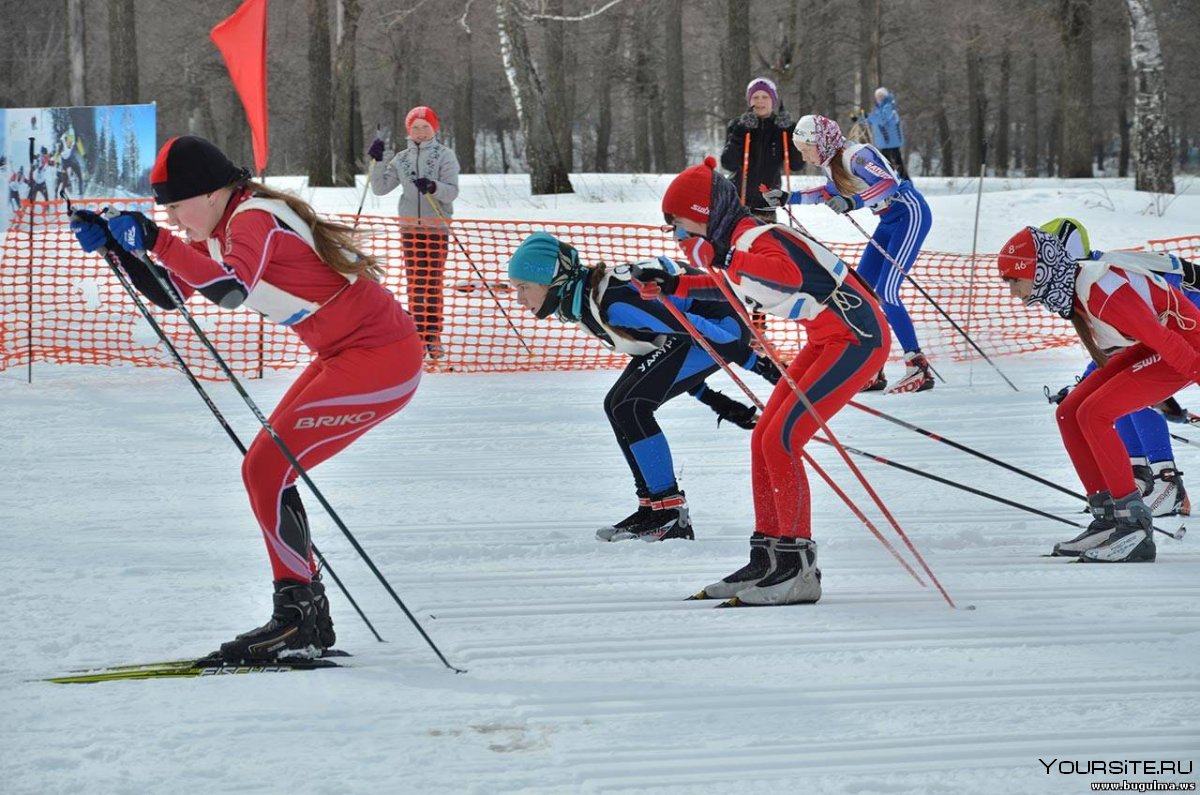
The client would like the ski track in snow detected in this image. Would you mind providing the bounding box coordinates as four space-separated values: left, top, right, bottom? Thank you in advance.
3 351 1198 794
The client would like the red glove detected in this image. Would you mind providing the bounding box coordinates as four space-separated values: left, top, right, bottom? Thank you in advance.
679 237 715 270
635 280 662 300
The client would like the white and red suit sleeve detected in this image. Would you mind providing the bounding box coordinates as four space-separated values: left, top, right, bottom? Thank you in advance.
1085 273 1200 381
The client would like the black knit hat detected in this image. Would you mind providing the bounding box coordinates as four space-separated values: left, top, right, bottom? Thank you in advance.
150 135 246 205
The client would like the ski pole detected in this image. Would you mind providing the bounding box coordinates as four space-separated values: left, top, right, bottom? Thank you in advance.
95 207 464 673
740 132 750 205
353 125 386 231
65 201 384 644
966 162 985 386
840 211 1019 391
648 289 926 586
846 398 1088 503
425 194 536 358
782 130 791 197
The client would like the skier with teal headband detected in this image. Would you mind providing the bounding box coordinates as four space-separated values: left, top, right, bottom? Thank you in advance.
507 231 780 543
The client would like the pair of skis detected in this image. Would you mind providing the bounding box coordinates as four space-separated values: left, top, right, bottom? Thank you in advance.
47 650 350 684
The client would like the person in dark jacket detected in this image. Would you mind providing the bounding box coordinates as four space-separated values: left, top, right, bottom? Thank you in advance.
719 77 800 222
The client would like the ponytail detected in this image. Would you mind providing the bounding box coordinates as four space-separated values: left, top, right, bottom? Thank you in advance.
237 178 384 281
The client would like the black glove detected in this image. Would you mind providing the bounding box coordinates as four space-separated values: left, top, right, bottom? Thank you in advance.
413 177 436 194
1044 383 1074 405
696 386 757 430
825 195 853 214
1155 396 1198 424
630 259 679 296
748 353 782 385
108 211 160 253
367 138 386 162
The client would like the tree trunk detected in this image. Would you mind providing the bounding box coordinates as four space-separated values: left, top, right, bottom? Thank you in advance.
996 48 1010 176
496 0 573 194
936 63 953 177
541 0 573 171
332 0 361 186
307 0 334 186
966 24 986 176
859 0 882 112
1125 0 1173 193
1057 0 1093 178
593 20 621 172
454 18 477 174
1047 93 1061 177
1024 51 1039 176
661 0 686 171
632 12 653 173
66 0 85 106
108 0 139 103
724 0 750 121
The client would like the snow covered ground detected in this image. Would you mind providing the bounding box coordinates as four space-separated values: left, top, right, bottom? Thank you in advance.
2 176 1199 794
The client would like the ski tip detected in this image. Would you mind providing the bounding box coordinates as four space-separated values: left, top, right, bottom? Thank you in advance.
685 590 712 601
715 597 744 609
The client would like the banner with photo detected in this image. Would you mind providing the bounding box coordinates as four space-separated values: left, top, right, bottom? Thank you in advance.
1 103 157 237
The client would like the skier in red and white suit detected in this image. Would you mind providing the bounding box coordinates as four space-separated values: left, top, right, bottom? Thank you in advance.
70 136 421 659
634 157 891 606
999 225 1200 563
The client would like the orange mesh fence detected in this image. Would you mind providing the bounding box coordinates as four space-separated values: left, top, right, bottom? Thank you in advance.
3 198 1196 378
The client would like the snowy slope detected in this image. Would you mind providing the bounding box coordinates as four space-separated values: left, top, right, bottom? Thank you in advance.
2 177 1198 794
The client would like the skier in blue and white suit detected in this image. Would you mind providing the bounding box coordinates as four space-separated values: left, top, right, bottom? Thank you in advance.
767 113 933 394
507 231 780 543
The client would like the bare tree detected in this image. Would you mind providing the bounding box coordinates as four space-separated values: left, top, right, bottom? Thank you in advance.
1023 51 1040 176
332 0 363 186
496 0 573 193
1056 0 1093 177
592 16 623 171
108 0 139 103
66 0 86 105
541 0 574 170
1125 0 1174 193
723 0 750 121
662 0 686 172
965 23 986 175
996 47 1011 176
454 7 478 174
307 0 333 186
859 0 882 112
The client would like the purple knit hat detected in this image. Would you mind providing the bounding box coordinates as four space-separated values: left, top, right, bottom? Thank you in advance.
745 77 779 110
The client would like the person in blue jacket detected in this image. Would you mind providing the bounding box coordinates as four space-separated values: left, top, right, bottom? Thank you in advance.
507 232 780 543
855 87 908 180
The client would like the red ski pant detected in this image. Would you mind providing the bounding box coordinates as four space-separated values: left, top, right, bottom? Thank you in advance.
242 334 423 582
401 229 449 347
750 325 890 539
1057 343 1194 498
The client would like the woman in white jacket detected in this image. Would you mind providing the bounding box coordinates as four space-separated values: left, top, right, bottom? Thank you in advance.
368 106 461 360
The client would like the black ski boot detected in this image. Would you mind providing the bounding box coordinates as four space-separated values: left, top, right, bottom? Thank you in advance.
1080 491 1156 563
310 572 336 649
733 537 822 605
596 493 654 542
1052 492 1117 557
219 580 321 661
697 533 776 599
613 489 694 542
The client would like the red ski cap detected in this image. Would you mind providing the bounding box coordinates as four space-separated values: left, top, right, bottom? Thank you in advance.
998 227 1038 279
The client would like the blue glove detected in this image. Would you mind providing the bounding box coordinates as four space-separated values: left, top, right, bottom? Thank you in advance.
70 209 110 253
367 138 386 162
414 177 436 195
824 195 853 214
109 211 159 254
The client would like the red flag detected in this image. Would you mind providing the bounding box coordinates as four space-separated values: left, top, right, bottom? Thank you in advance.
210 0 269 174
